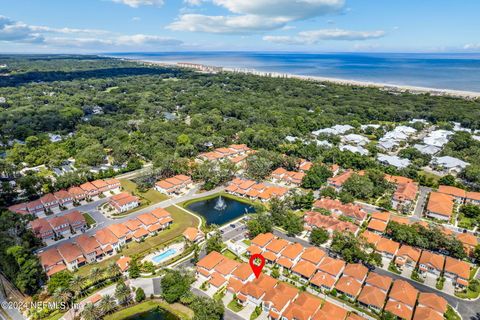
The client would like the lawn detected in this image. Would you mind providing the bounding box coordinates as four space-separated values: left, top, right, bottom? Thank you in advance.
104 300 193 320
76 205 199 276
82 213 96 227
457 215 475 230
227 299 245 312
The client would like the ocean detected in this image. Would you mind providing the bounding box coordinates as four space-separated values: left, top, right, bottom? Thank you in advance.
109 52 480 92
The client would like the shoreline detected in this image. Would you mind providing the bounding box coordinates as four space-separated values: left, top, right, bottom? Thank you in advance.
120 57 480 100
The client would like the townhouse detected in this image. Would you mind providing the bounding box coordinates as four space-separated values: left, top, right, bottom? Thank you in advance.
311 257 345 292
30 218 55 240
237 274 277 307
384 280 419 320
183 227 205 243
327 170 354 191
270 168 305 187
334 264 368 301
40 193 59 211
196 251 225 279
280 292 323 320
29 211 86 240
80 182 100 198
264 238 290 265
38 248 67 277
116 256 132 274
414 293 448 320
456 232 478 257
438 185 466 203
68 186 87 202
57 242 86 271
376 237 400 261
299 246 326 266
312 198 367 223
64 210 87 232
76 234 103 263
109 192 140 213
361 230 381 247
426 192 454 221
262 282 299 319
291 259 318 283
304 211 359 236
48 216 70 237
444 257 470 290
418 251 445 277
53 190 73 207
154 174 193 195
107 223 131 246
197 144 252 163
94 228 120 255
277 242 304 271
357 272 392 313
395 245 422 271
386 175 419 213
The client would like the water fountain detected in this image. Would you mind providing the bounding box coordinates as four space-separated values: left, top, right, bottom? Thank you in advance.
214 195 227 211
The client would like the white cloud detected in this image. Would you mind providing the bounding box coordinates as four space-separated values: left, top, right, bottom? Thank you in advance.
212 0 344 20
263 28 386 45
184 0 204 5
167 14 288 34
0 15 182 51
167 0 346 34
110 0 164 8
463 43 480 50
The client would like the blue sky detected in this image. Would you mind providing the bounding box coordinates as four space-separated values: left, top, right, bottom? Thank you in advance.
1 0 479 53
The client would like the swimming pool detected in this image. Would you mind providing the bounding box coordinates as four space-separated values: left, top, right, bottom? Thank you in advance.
152 248 177 264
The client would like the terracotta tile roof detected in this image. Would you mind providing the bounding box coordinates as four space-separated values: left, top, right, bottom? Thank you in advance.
75 234 101 255
48 215 68 229
457 233 478 247
466 191 480 201
64 210 86 226
53 190 71 200
282 292 322 320
346 314 366 320
246 244 262 255
304 211 359 234
91 179 108 189
438 185 466 198
343 263 368 281
147 223 162 233
310 270 336 289
183 227 203 242
263 250 278 262
427 192 454 217
394 182 418 202
263 282 299 311
312 301 348 320
107 223 130 239
266 238 289 254
390 215 410 225
277 257 294 269
417 293 447 314
240 274 277 299
214 258 240 276
57 242 83 263
318 257 345 277
68 186 85 196
396 245 422 263
419 251 445 271
38 248 63 268
133 228 148 239
335 275 362 297
227 277 244 293
300 247 326 265
385 299 414 320
313 198 367 221
30 218 53 235
367 219 388 232
376 237 400 255
80 182 97 192
89 294 102 304
281 243 304 260
40 193 57 204
124 219 143 231
357 285 387 309
151 208 171 219
365 272 392 292
444 257 470 279
389 280 419 307
251 233 275 247
385 175 414 185
292 260 317 278
94 228 118 245
105 178 120 186
371 211 390 222
232 263 254 281
46 264 67 277
328 170 354 187
197 251 224 270
116 256 131 272
361 230 381 246
413 306 443 320
137 213 157 226
209 272 227 288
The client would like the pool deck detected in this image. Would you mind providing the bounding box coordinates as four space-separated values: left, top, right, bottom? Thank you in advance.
144 242 184 265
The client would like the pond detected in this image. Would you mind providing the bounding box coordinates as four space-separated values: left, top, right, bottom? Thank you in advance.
124 307 178 320
186 195 256 225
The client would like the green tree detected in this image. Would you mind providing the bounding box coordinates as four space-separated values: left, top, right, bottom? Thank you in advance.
47 271 73 295
99 294 116 316
161 269 194 304
320 187 337 199
438 175 457 186
246 213 273 238
301 164 333 189
310 228 329 246
343 174 374 200
81 303 99 320
135 287 146 303
128 259 141 279
189 296 225 320
206 228 223 254
283 212 304 236
114 280 132 306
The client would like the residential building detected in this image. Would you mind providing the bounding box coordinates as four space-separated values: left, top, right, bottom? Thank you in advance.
431 156 469 175
385 280 419 320
94 228 120 254
358 285 387 313
456 233 478 257
109 192 140 213
76 234 103 263
183 227 205 243
64 210 87 232
53 190 73 206
418 251 445 277
57 242 85 270
438 185 466 203
395 245 422 271
313 198 367 223
376 237 400 260
29 218 55 240
48 216 70 237
426 192 454 221
444 257 470 289
262 282 299 319
38 248 67 277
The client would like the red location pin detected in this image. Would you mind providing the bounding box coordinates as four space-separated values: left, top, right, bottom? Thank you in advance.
249 253 265 279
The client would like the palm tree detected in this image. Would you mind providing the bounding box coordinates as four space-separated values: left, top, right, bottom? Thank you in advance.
81 302 99 320
53 287 72 307
69 274 84 298
90 267 102 285
99 294 117 316
114 280 132 306
106 261 120 278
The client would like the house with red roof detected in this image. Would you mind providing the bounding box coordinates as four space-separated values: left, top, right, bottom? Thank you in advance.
313 198 367 223
29 218 55 240
154 174 193 195
40 193 59 211
444 257 470 290
80 182 99 197
94 228 120 255
76 234 103 263
327 170 354 191
64 210 87 232
426 192 454 221
38 248 67 277
392 181 418 214
48 216 70 237
53 190 73 207
418 251 445 277
109 192 140 213
57 242 86 270
68 186 87 201
262 282 299 319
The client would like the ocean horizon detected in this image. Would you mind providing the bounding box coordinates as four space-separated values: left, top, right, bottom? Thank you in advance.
109 52 480 92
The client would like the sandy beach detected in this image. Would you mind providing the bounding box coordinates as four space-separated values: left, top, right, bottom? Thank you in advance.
130 58 480 100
